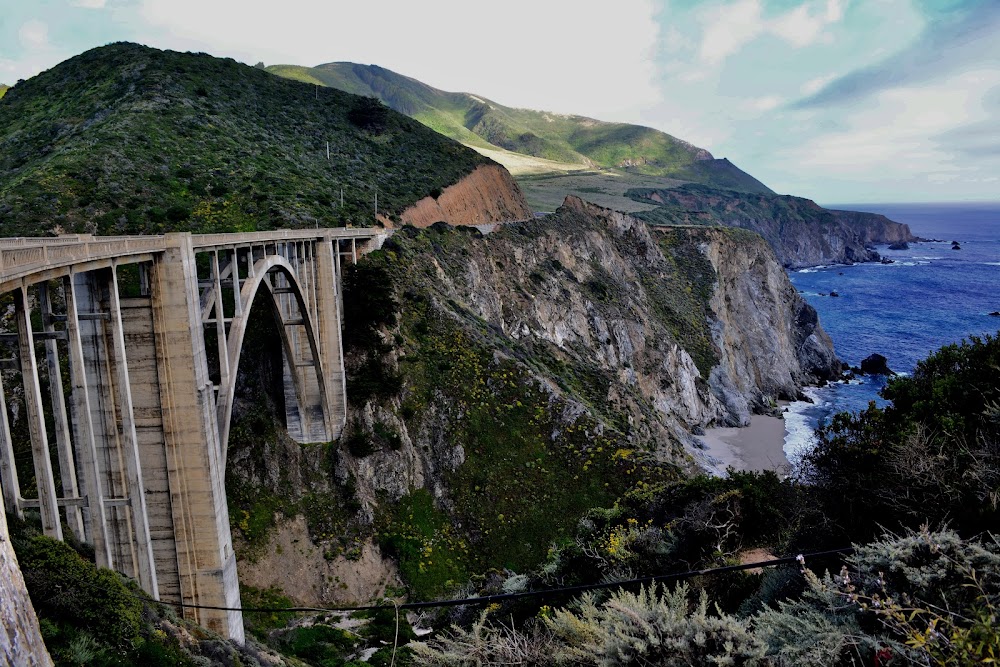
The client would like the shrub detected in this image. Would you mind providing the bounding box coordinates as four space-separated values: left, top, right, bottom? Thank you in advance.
753 528 1000 666
348 95 389 131
545 583 765 666
16 535 142 649
411 613 558 666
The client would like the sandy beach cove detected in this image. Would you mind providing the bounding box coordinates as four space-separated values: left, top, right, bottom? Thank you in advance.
697 412 791 474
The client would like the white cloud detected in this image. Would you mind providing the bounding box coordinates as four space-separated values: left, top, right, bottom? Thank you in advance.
19 20 49 51
135 0 662 121
770 4 825 47
695 0 848 67
747 95 783 111
825 0 845 23
780 69 1000 180
70 0 107 7
698 0 764 66
801 73 836 95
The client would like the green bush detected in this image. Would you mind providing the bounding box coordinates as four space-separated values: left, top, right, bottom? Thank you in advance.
546 583 765 666
278 623 358 665
17 535 142 649
804 334 1000 540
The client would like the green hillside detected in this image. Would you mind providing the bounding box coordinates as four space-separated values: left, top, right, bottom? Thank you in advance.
0 44 489 237
0 84 8 99
267 62 772 195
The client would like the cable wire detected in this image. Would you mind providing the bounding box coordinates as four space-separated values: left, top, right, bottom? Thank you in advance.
146 545 855 615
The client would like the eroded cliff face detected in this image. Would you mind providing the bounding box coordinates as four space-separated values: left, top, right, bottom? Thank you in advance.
345 196 841 503
441 196 840 429
830 208 919 244
1 512 53 667
390 163 533 228
696 226 841 424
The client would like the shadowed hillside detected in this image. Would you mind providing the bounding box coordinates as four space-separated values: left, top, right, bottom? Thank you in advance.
0 44 491 237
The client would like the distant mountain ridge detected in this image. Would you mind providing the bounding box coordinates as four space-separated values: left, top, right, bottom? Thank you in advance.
266 62 773 195
630 184 917 268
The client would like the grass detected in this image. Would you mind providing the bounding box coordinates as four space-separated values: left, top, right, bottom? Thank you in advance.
0 84 8 99
0 43 489 237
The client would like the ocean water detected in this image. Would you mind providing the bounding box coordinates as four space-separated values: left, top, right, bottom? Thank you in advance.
782 202 1000 462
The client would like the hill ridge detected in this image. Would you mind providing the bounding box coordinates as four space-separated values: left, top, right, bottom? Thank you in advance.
266 61 772 194
0 43 499 237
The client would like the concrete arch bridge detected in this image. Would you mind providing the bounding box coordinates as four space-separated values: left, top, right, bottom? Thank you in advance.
0 229 386 642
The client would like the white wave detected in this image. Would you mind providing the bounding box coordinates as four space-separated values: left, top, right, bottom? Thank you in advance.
797 268 818 273
783 387 822 463
912 256 942 260
982 262 1000 266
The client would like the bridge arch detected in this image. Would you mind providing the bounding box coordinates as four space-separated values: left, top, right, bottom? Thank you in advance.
215 254 331 463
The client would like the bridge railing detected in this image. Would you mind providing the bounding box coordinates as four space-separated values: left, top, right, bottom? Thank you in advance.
0 228 387 288
0 236 167 289
190 227 383 251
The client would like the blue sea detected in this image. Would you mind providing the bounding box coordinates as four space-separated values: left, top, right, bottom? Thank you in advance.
783 202 1000 461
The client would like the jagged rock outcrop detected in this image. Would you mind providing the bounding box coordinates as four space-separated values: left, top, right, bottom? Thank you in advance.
391 164 533 228
860 353 895 376
696 226 842 424
1 512 53 667
388 195 838 438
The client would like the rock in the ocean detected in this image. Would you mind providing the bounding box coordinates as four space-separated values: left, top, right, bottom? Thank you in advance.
989 311 1000 317
952 241 962 250
888 241 909 250
860 353 896 376
830 291 840 297
880 257 895 264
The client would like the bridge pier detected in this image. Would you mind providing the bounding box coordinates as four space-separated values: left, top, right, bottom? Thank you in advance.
150 234 242 641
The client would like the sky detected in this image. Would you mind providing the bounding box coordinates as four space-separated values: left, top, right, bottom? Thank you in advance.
1 0 997 204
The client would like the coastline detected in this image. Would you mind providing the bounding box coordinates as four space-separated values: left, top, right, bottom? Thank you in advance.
697 412 791 475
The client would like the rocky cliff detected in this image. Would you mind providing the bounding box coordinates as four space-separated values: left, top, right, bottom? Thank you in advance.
630 184 917 268
228 197 840 603
830 208 920 244
387 164 533 228
1 513 53 667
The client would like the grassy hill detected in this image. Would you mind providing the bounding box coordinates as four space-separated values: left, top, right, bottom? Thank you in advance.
0 84 8 100
0 44 489 237
266 62 772 197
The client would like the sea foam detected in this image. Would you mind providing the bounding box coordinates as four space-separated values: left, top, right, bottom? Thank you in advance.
783 387 823 464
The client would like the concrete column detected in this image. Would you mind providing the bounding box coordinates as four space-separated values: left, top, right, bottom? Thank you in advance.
73 272 133 572
63 273 113 569
37 283 85 540
107 266 158 598
0 368 21 520
150 233 243 642
315 238 347 437
15 286 61 540
211 252 230 402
